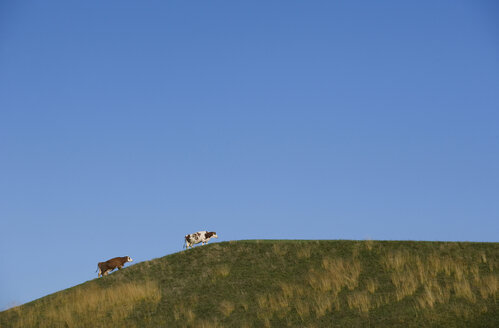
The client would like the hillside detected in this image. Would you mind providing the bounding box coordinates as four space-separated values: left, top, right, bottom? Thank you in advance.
1 240 498 327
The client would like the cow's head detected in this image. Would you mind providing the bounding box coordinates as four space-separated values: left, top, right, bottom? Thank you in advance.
211 232 218 239
127 256 133 262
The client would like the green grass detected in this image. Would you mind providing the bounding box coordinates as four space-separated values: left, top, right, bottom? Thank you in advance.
1 240 498 327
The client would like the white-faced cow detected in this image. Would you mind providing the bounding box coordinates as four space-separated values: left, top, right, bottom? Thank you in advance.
96 256 132 277
184 231 218 249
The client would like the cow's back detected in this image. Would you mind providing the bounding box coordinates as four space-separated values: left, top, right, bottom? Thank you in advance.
107 257 125 267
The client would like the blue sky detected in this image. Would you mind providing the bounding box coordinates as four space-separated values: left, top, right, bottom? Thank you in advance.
1 0 498 309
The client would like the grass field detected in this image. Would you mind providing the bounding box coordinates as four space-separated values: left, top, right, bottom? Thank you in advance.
0 240 497 327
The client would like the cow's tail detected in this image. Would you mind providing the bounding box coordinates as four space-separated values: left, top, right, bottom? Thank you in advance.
183 238 186 249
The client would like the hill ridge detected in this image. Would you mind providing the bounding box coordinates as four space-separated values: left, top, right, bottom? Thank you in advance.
1 240 498 327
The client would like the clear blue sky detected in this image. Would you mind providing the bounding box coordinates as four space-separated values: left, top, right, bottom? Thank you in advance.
1 0 498 309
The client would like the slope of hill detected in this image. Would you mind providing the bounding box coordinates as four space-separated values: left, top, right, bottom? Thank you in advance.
1 240 498 327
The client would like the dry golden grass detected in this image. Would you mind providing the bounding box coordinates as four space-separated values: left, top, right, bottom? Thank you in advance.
381 250 408 272
347 291 371 314
256 295 274 328
295 299 311 320
279 282 295 299
308 269 334 293
9 281 161 328
269 294 290 317
257 292 290 318
453 278 476 303
390 270 419 301
255 248 497 320
479 274 498 299
219 300 235 317
380 249 498 311
310 293 333 317
255 255 367 322
321 257 361 292
257 280 335 323
416 279 450 309
365 278 378 294
199 321 222 328
257 294 268 309
297 245 312 259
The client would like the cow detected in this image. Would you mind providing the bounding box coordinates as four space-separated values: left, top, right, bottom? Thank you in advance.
184 231 218 249
96 256 133 277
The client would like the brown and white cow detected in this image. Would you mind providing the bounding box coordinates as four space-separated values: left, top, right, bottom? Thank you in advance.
184 231 218 249
96 256 132 277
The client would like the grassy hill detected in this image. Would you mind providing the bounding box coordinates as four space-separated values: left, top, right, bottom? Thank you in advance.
1 240 498 327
